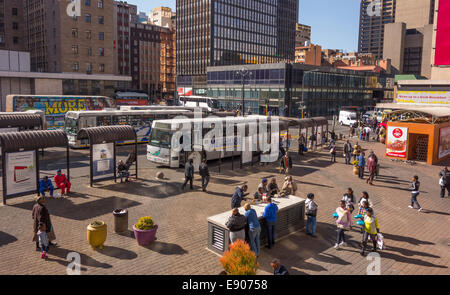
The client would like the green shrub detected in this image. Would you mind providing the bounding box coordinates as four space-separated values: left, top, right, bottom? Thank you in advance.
135 216 154 230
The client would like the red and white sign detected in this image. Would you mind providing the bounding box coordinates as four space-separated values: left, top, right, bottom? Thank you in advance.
177 87 193 96
386 126 408 158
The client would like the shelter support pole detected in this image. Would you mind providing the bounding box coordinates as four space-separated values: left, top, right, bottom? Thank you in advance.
66 145 70 182
114 142 117 183
2 150 6 205
90 143 93 187
135 138 138 180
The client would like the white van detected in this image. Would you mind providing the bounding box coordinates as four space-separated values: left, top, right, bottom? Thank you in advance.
339 110 358 126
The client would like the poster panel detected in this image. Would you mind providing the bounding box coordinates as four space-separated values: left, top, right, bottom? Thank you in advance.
5 151 37 196
316 126 323 145
386 126 408 158
438 126 450 159
242 136 252 164
92 143 115 180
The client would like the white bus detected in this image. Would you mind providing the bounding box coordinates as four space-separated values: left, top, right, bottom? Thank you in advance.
178 95 216 112
65 109 192 148
147 115 281 169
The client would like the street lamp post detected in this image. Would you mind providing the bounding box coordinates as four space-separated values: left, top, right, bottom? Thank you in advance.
236 67 252 117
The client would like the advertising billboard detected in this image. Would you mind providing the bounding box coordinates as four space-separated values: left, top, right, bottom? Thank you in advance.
92 143 115 180
438 126 450 159
5 151 37 196
386 126 408 158
435 0 450 66
396 90 450 105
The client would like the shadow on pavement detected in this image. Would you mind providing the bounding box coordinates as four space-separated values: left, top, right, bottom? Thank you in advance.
382 233 435 246
99 245 138 260
378 251 448 269
0 231 18 247
48 247 112 271
421 210 450 216
100 180 183 199
144 241 188 255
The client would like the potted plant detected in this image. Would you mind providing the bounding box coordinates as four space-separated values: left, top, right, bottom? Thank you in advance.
352 160 359 175
133 216 158 246
219 240 258 275
87 221 107 250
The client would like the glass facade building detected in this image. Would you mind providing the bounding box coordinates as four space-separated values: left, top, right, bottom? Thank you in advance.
207 63 394 117
176 0 298 93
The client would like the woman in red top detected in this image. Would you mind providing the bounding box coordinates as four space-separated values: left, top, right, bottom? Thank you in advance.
54 169 71 195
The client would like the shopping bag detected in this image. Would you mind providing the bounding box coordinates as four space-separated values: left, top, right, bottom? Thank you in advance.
377 233 385 250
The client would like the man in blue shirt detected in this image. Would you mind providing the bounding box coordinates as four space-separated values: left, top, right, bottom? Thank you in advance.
39 176 54 197
244 203 261 256
231 185 248 209
358 152 366 179
262 197 278 249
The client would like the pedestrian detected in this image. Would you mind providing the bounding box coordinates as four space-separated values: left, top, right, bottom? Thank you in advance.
257 178 268 193
244 203 261 256
298 134 306 155
280 176 297 197
360 208 380 256
349 125 355 138
262 196 278 249
305 193 318 237
342 188 355 213
358 151 366 179
271 258 289 275
38 176 54 197
54 169 71 196
309 133 316 151
358 191 373 209
231 184 249 209
268 178 279 197
225 208 247 243
366 152 377 185
280 151 293 175
358 201 371 233
330 142 337 163
334 200 353 249
32 196 56 251
409 175 422 212
364 126 371 142
118 160 130 183
37 222 49 259
125 148 136 167
439 167 450 198
343 140 352 165
181 159 194 190
199 159 210 192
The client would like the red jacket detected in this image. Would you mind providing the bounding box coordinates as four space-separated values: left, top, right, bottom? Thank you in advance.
367 157 377 172
54 174 69 186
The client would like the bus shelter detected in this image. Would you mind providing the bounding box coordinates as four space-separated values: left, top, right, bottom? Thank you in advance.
312 117 329 147
0 130 69 205
0 113 43 132
77 126 138 186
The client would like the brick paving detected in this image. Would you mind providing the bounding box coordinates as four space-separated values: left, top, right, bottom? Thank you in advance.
0 137 449 275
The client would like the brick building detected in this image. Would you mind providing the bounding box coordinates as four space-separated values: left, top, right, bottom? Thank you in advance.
0 0 26 51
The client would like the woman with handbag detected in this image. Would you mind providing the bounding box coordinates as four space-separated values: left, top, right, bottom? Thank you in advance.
334 200 352 249
32 196 57 251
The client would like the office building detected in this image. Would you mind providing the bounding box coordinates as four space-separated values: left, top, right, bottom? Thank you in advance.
294 44 321 66
295 23 311 47
358 0 395 59
149 7 176 29
176 0 299 95
206 63 394 117
114 1 138 76
0 0 26 51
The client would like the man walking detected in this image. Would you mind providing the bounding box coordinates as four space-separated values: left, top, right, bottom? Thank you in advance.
343 140 352 165
366 152 377 185
182 159 194 190
409 175 422 212
199 159 210 192
305 193 318 237
280 151 293 175
358 152 366 179
263 196 278 249
439 167 450 198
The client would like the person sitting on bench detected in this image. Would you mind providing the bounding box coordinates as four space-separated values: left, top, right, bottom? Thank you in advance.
54 169 71 196
118 160 130 183
39 176 54 197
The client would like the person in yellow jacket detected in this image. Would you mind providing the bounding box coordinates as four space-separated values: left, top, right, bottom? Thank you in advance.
360 208 380 256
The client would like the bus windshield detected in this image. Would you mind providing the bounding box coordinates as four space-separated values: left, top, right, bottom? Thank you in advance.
65 117 78 135
149 128 172 148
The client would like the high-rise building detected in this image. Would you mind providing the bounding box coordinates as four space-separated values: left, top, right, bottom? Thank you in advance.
0 0 26 51
295 23 311 47
358 0 396 59
176 0 298 95
24 0 114 74
149 7 176 29
430 0 450 80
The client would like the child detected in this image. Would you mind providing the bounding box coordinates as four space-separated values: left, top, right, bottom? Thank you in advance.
37 223 49 259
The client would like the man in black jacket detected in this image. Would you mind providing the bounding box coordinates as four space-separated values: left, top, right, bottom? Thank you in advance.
231 185 248 209
225 208 247 243
182 159 194 190
408 175 422 211
199 159 210 192
439 167 450 198
271 259 289 275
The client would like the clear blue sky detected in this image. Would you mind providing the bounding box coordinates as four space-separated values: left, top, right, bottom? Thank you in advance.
128 0 360 52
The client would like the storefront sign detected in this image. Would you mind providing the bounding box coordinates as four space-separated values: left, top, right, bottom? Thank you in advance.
386 126 408 158
438 126 450 159
396 90 450 105
92 143 114 180
435 0 450 66
116 99 149 106
5 151 37 196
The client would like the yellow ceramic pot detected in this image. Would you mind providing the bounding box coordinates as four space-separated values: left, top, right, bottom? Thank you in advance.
87 221 107 250
353 166 359 175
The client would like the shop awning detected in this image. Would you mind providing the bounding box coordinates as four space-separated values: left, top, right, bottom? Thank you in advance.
376 103 450 118
77 125 137 145
0 114 43 129
0 130 67 153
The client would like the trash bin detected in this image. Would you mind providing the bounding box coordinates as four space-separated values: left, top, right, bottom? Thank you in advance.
113 209 128 233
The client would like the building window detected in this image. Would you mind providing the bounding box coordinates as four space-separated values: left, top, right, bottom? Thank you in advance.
99 64 105 72
12 8 18 16
98 0 103 8
12 22 18 30
86 63 93 73
73 62 79 71
13 37 19 44
85 13 91 23
88 47 93 56
98 16 104 24
98 47 104 56
85 0 91 6
72 28 78 38
72 45 78 54
86 30 92 39
98 32 104 40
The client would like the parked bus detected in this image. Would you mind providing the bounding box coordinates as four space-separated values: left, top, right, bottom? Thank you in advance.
147 115 281 169
6 95 116 130
65 109 191 148
178 95 216 111
114 92 149 106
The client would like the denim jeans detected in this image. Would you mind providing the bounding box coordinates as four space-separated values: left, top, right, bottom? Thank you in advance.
411 192 421 209
248 227 261 256
266 221 276 248
306 215 316 235
345 152 351 165
201 176 210 190
41 245 49 253
40 187 53 197
336 228 346 244
119 171 130 182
